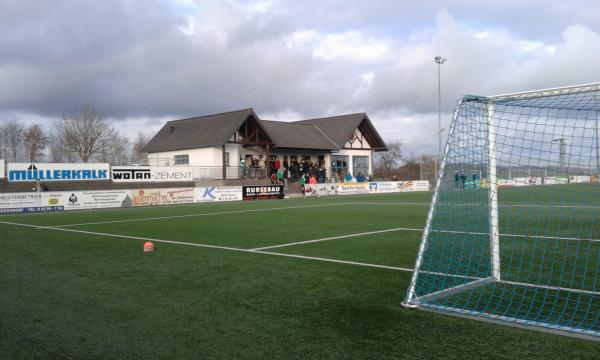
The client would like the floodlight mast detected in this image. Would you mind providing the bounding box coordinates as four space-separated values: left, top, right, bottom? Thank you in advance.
434 56 447 183
552 138 567 177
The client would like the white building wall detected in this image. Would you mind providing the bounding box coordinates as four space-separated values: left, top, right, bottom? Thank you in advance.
148 147 219 167
148 145 245 179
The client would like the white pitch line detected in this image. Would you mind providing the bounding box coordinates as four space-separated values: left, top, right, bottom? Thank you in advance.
431 229 600 244
250 227 422 251
0 220 513 282
47 202 391 228
251 250 415 272
497 279 600 297
45 202 434 228
329 202 600 209
253 226 600 252
0 220 415 273
10 201 597 229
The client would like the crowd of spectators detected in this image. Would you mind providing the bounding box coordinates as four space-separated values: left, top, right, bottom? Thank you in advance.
240 155 372 187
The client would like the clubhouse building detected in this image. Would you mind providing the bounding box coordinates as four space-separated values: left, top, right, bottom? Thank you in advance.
143 108 387 182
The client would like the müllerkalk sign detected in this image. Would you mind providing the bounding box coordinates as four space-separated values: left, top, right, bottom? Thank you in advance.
7 163 110 182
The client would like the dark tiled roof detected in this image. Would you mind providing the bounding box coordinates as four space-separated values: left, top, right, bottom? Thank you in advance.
143 108 257 153
144 109 387 153
260 121 339 150
293 113 365 147
294 113 387 150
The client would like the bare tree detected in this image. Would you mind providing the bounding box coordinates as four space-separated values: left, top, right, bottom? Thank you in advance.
97 133 130 165
373 140 403 179
0 122 6 160
132 132 150 163
0 120 25 162
47 130 67 163
55 105 116 162
23 123 48 162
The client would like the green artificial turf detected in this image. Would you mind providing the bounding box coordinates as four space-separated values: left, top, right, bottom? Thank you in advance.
1 192 599 359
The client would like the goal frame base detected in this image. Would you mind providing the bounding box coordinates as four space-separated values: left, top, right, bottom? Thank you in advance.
418 303 600 342
403 276 600 341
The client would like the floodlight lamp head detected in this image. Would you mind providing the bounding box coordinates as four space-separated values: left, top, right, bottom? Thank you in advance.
434 56 447 64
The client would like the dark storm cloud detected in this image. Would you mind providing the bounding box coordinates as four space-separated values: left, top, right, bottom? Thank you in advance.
0 0 599 155
0 0 342 118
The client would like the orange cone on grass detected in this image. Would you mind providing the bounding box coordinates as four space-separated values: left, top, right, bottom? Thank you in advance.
143 241 154 253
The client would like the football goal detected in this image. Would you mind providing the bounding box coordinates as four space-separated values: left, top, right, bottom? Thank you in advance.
402 83 600 339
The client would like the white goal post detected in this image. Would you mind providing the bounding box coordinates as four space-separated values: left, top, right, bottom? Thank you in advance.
402 82 600 340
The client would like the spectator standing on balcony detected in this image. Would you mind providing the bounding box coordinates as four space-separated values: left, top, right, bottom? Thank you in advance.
344 172 353 182
274 157 281 172
317 166 325 183
290 160 298 181
299 172 306 193
283 168 289 190
258 156 265 178
239 157 246 178
356 173 366 182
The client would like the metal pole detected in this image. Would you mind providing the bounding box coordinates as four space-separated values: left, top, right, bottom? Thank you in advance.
434 56 446 182
403 99 462 307
438 61 442 168
486 102 501 281
595 104 600 176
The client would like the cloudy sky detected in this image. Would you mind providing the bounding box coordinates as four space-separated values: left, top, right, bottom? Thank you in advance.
1 0 600 156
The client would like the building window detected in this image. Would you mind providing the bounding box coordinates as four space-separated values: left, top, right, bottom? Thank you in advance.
331 155 348 182
353 155 369 176
174 154 189 165
224 152 230 167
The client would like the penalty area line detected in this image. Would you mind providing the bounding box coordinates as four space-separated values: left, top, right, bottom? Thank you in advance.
0 220 414 273
250 227 422 251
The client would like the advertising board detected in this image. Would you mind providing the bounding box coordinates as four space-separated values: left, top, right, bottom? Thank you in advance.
195 186 243 202
0 190 133 213
410 180 430 191
464 180 483 189
304 183 336 197
131 188 195 207
242 185 284 200
545 177 568 185
569 175 591 183
60 190 132 210
111 166 194 182
7 163 110 182
513 177 542 186
336 183 369 195
368 181 399 193
0 192 59 214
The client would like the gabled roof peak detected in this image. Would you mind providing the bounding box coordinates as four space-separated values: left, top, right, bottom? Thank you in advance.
166 108 255 124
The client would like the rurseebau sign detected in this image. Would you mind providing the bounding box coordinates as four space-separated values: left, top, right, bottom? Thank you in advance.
111 166 194 182
242 185 284 200
7 163 110 182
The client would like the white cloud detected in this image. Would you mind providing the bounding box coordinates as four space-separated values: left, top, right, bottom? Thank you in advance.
312 31 391 63
1 2 600 158
286 29 392 64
